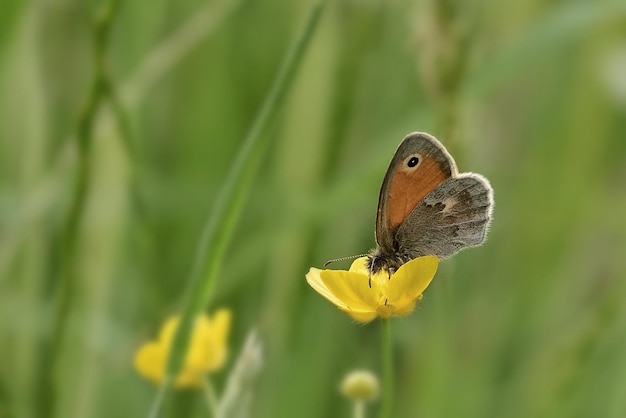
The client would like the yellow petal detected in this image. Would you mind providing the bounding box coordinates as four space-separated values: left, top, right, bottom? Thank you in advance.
344 309 378 323
205 309 231 370
386 256 438 310
307 266 381 322
349 257 371 275
158 316 180 347
210 309 232 346
186 310 231 373
369 270 392 291
134 342 165 384
320 269 380 312
306 268 350 310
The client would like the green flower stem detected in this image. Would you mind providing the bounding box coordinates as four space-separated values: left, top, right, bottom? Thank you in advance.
147 2 324 416
41 0 121 417
354 400 365 418
379 318 393 418
202 376 219 417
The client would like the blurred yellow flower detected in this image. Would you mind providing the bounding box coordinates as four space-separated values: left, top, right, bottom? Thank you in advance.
134 309 231 388
306 256 438 323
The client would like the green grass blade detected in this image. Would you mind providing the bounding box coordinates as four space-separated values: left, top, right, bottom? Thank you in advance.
148 2 325 416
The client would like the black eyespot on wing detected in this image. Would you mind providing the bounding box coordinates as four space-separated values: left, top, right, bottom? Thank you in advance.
407 156 419 167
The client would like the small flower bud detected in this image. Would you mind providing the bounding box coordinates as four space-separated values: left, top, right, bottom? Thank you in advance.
340 370 380 402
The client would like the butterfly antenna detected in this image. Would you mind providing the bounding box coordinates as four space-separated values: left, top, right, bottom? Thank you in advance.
323 254 368 268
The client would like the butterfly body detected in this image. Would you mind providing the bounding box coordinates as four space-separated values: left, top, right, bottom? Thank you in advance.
366 132 493 275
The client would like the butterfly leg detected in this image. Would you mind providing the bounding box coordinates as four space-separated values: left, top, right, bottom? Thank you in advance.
367 254 378 288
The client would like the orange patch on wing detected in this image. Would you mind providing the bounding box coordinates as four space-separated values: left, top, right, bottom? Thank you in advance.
386 155 450 232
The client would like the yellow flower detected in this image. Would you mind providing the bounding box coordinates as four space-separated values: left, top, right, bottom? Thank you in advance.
305 256 438 323
134 309 231 388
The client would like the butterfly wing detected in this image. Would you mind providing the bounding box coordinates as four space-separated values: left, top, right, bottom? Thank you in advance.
394 174 493 259
375 132 457 252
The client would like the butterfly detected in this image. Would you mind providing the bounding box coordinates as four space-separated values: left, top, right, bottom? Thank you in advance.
366 132 494 275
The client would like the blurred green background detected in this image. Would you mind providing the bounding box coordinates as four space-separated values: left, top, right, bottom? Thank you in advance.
2 0 626 417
